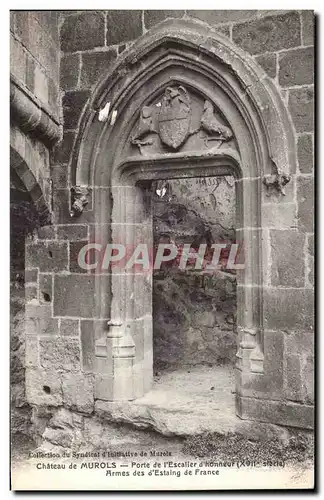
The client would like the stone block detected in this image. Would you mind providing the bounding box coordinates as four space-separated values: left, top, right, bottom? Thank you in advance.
62 372 94 413
10 35 26 83
39 274 53 303
25 285 38 302
26 303 59 336
144 10 184 29
301 10 314 45
57 225 88 241
26 241 68 272
232 12 301 55
25 55 35 93
34 63 49 105
50 131 76 166
262 203 297 229
36 225 56 239
270 230 306 287
48 77 60 118
25 335 39 367
50 166 69 191
60 318 80 337
237 395 314 429
285 354 303 402
54 274 111 318
52 188 71 224
106 10 142 45
60 53 80 91
94 374 114 401
69 241 90 274
42 427 74 448
298 134 313 173
284 330 314 404
80 50 117 89
62 90 90 130
81 320 96 371
279 47 314 87
187 10 256 24
297 176 314 232
288 87 314 133
263 288 314 332
25 268 38 283
26 368 63 406
60 12 105 52
255 53 277 78
39 337 81 371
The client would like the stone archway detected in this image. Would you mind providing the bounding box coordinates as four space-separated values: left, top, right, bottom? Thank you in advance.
70 19 299 424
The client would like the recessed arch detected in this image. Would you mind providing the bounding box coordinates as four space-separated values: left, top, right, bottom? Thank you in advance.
71 18 296 187
67 19 298 412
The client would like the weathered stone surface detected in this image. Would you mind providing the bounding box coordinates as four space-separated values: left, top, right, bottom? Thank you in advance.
284 330 314 404
106 10 142 45
237 395 314 429
262 203 297 229
26 241 68 272
26 303 59 336
288 87 314 133
144 10 184 29
188 10 257 24
62 90 90 130
39 273 52 303
50 131 76 166
255 53 277 78
60 318 80 336
80 50 117 88
62 372 94 413
42 427 74 447
25 269 38 283
39 338 81 371
60 53 79 90
232 12 301 55
53 275 96 317
25 285 38 302
298 134 313 173
57 225 88 241
80 320 95 371
270 230 306 287
36 225 56 239
60 12 105 52
263 288 314 332
297 176 314 232
25 335 38 367
279 47 314 87
301 10 314 45
69 241 88 273
26 368 63 406
10 35 27 84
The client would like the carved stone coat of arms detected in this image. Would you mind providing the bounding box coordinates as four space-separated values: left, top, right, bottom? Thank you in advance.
158 86 191 149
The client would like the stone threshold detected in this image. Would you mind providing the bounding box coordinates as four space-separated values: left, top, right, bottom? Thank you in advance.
95 365 290 441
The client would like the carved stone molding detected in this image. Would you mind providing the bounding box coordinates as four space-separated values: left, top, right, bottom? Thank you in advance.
10 74 61 147
70 186 90 216
263 173 291 196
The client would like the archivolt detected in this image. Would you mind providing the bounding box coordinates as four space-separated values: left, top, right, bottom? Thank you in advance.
70 18 296 187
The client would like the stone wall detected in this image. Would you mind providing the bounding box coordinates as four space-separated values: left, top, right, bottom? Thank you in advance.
152 177 237 370
10 11 61 440
16 10 314 432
